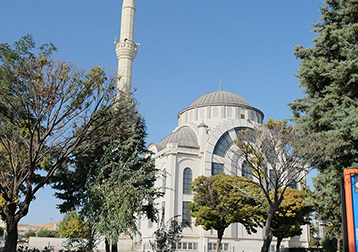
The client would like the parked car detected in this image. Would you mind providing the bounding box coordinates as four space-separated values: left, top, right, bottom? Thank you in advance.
61 238 84 248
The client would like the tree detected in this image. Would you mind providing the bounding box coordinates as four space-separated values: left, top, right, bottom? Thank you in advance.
309 223 321 248
189 174 264 252
150 216 190 252
271 188 312 252
24 230 35 239
289 0 358 249
58 210 90 239
290 0 358 168
234 119 327 252
52 95 162 247
36 229 59 238
308 169 343 251
89 102 161 242
0 35 116 252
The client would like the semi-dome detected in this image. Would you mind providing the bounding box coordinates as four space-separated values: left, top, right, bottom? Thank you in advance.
189 91 251 108
158 127 199 151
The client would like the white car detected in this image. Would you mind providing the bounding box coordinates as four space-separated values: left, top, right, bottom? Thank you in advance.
61 238 84 249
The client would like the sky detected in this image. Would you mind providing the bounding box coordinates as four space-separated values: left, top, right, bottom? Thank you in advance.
0 0 323 225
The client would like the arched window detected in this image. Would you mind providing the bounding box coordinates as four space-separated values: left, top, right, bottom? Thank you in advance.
242 161 252 179
182 201 192 224
183 168 192 194
213 132 232 157
289 180 297 189
161 201 166 224
214 127 249 157
212 163 224 175
235 127 250 138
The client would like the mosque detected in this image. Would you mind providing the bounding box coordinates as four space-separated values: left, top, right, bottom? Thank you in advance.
115 1 310 251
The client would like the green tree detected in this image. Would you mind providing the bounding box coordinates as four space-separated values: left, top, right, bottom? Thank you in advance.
90 104 160 242
271 188 312 252
309 222 321 248
0 35 116 252
58 210 90 239
189 174 264 252
235 120 326 252
150 216 190 252
321 229 340 252
53 96 162 246
24 230 35 239
36 229 59 238
289 0 358 249
309 169 343 251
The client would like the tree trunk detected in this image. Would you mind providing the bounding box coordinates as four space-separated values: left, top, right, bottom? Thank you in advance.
216 229 224 252
105 238 110 252
112 243 118 252
276 237 283 252
261 207 275 252
3 197 30 252
337 237 340 252
5 215 19 252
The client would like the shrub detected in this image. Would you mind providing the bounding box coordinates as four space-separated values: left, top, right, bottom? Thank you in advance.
36 230 59 238
24 230 36 239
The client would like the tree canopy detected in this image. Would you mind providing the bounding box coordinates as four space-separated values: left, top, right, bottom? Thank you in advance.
308 168 343 250
150 216 190 252
24 230 35 239
234 119 326 252
289 0 358 249
0 35 116 252
58 210 90 239
36 229 59 238
189 174 264 252
271 188 312 252
53 95 162 244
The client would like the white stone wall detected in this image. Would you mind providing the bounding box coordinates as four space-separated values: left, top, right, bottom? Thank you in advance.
141 109 309 252
28 237 66 250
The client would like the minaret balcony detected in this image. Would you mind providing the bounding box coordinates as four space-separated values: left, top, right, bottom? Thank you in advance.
115 40 138 60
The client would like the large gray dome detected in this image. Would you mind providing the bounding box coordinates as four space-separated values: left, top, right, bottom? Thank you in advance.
189 91 251 108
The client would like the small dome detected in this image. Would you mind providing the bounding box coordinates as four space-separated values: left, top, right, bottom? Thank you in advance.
189 91 251 108
158 127 199 150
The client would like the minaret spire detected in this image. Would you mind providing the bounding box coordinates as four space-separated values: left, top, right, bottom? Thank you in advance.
115 0 138 96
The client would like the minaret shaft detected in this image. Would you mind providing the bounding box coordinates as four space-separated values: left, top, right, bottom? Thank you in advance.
116 0 138 96
120 2 135 42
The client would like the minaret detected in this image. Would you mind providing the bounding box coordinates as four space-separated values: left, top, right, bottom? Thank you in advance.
115 0 138 96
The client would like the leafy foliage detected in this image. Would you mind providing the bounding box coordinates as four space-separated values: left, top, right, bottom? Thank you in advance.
189 174 264 252
150 216 190 252
24 230 35 239
90 103 160 242
36 230 59 238
0 35 116 252
53 96 162 243
234 119 326 252
289 0 358 248
307 169 343 250
272 188 313 252
58 210 90 239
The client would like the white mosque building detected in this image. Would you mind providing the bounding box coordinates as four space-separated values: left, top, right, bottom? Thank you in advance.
115 1 310 251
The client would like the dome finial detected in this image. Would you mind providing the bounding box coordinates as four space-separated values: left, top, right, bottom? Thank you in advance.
219 80 222 91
